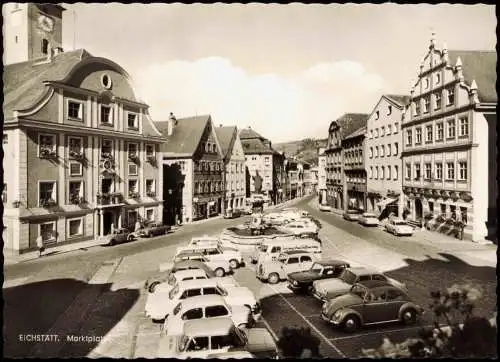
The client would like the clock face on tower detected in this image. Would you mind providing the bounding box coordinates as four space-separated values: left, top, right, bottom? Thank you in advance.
37 14 54 33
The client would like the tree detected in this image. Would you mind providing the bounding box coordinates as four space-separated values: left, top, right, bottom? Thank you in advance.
277 326 321 358
362 283 497 358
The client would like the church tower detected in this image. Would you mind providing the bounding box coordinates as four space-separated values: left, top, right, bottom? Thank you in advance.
2 3 65 65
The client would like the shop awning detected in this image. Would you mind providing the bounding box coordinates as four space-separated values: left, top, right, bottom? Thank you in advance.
376 197 397 209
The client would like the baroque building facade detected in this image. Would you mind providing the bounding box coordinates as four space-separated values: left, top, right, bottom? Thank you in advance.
401 36 497 242
343 126 367 210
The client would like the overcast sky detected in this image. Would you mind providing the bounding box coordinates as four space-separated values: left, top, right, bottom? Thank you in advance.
60 3 495 143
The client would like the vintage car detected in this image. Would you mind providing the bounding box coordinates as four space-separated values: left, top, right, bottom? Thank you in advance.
311 266 407 302
287 259 351 293
256 250 316 284
102 228 135 246
157 317 278 359
175 245 243 270
223 209 244 219
163 294 253 336
358 212 380 227
145 278 261 323
278 219 319 236
162 251 231 277
136 222 171 237
343 209 362 221
321 280 424 332
149 269 236 295
385 218 414 236
319 204 332 212
145 260 217 293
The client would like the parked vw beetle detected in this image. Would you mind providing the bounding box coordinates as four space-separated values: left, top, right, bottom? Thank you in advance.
321 280 424 332
385 218 414 236
102 228 135 246
136 222 171 237
287 259 351 293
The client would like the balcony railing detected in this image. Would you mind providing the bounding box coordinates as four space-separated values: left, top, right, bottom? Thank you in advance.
96 192 122 205
146 191 156 197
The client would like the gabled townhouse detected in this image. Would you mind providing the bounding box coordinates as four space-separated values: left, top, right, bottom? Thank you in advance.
215 126 246 212
365 94 410 217
324 113 369 211
401 35 497 242
2 4 165 255
239 127 285 205
155 114 224 224
317 147 328 205
342 125 368 210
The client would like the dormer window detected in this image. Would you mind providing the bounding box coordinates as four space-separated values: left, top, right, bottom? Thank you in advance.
67 100 84 121
127 112 138 129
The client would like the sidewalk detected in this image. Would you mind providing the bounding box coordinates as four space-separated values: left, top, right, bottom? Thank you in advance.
309 198 497 266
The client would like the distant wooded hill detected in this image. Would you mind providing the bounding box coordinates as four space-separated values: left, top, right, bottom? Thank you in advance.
273 138 328 166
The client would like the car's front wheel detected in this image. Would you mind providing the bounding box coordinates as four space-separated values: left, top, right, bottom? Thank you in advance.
214 268 225 277
268 273 280 284
401 308 417 325
148 281 160 293
229 259 239 269
342 315 361 333
127 235 134 242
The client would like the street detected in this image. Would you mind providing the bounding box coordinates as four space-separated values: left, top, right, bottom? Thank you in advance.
3 196 496 358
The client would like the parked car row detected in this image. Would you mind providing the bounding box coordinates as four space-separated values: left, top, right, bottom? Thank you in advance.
101 222 171 246
143 235 278 359
340 209 414 236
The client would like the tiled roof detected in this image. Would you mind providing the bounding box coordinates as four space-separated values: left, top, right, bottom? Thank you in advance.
335 113 369 139
447 50 497 103
384 94 411 106
3 49 93 118
239 127 265 140
155 115 211 157
215 126 237 160
344 125 367 140
241 138 274 155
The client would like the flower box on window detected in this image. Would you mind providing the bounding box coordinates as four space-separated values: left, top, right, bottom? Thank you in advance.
441 190 450 199
128 153 139 162
459 192 473 202
69 150 84 160
40 198 57 207
146 191 156 197
450 191 459 201
129 191 140 199
40 148 57 158
70 195 83 205
101 152 114 161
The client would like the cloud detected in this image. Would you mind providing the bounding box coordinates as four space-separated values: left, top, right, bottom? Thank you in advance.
134 57 387 143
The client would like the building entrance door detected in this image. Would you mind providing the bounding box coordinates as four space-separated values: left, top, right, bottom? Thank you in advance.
103 211 114 235
415 198 423 221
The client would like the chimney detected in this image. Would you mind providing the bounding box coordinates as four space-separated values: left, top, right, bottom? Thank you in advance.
167 112 177 136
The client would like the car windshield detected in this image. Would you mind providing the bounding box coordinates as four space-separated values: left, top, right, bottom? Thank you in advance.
310 263 323 273
339 269 357 285
348 210 359 214
173 302 182 316
169 284 179 300
350 284 367 298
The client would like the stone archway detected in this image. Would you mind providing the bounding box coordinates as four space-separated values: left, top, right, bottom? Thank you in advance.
415 198 423 221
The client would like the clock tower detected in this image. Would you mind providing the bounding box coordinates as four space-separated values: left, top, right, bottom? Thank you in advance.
2 3 66 65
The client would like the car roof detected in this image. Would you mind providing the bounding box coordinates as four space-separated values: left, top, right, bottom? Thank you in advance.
178 294 226 310
315 259 350 266
174 269 207 278
173 260 206 269
176 278 219 288
346 266 379 274
176 250 205 256
183 317 234 336
356 280 396 290
280 250 312 256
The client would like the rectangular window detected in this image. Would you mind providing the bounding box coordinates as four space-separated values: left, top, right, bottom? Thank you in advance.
67 100 83 120
405 163 411 180
128 143 138 159
423 96 430 113
458 161 467 180
446 87 455 106
446 162 455 180
145 144 155 157
146 179 155 196
434 93 442 110
39 182 56 206
394 165 398 180
68 218 83 237
39 133 56 157
69 161 83 176
380 126 385 137
2 183 7 203
40 222 56 242
69 181 83 204
436 123 444 141
101 139 113 156
394 122 399 133
128 179 138 196
459 116 469 137
3 134 7 144
128 163 138 175
447 119 456 139
414 101 420 116
127 112 138 129
424 163 432 180
425 125 433 142
435 162 443 180
146 208 155 222
415 127 422 145
68 137 83 157
406 130 412 146
414 163 421 180
394 142 398 155
100 105 113 124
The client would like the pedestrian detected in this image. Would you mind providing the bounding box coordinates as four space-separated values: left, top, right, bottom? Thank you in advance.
36 235 45 258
